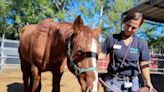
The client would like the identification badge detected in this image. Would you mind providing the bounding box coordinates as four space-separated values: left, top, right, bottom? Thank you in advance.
113 44 121 49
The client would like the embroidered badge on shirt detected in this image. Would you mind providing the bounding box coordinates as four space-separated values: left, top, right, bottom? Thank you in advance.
113 44 122 49
130 48 138 53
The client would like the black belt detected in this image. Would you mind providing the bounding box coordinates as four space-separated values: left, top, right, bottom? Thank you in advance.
107 73 136 81
115 74 131 80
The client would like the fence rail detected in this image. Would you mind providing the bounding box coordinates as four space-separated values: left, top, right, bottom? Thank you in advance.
0 36 19 72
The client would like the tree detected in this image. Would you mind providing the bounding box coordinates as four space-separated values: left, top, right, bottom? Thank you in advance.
87 0 133 42
2 0 162 43
102 0 133 35
0 0 69 39
0 0 11 37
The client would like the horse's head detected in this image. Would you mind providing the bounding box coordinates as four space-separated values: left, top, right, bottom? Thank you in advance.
67 15 101 92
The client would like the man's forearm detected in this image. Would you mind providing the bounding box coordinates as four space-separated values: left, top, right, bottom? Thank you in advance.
140 61 151 84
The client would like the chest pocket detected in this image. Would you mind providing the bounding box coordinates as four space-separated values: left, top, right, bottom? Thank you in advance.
129 47 139 61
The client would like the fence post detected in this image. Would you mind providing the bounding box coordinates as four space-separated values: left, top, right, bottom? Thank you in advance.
0 34 5 72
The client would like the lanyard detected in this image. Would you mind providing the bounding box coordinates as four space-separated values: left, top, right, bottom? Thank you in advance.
112 37 134 70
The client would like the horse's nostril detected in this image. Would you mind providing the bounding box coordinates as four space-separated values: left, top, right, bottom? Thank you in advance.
89 89 93 92
89 90 92 92
86 87 93 92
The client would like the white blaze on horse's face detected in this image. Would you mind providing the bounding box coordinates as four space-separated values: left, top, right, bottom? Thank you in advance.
90 39 98 92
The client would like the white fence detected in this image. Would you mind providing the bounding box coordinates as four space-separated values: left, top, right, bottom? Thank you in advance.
0 35 19 72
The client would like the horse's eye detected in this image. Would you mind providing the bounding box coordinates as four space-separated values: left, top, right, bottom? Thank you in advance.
77 50 83 55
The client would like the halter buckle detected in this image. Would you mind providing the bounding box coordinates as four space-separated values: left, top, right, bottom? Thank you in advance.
75 69 80 75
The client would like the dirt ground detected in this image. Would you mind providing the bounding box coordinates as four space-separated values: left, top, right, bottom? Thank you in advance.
0 65 104 92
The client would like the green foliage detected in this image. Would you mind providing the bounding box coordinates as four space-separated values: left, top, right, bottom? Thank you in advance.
15 15 21 24
9 0 56 24
95 0 105 11
0 0 11 37
92 0 133 41
1 0 163 50
79 4 88 16
1 0 68 39
104 0 133 34
0 0 133 40
149 36 164 49
55 10 65 22
138 24 164 49
0 1 9 18
145 27 164 49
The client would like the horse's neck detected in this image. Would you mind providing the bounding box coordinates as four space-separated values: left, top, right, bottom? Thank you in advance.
56 23 73 45
51 23 74 52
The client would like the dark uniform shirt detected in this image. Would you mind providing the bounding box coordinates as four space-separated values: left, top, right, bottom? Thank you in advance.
102 32 150 77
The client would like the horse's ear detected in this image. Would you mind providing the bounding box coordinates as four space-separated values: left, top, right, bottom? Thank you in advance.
73 15 84 33
93 25 101 38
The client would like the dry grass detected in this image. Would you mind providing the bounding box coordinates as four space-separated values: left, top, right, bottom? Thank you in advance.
0 67 80 92
0 65 104 92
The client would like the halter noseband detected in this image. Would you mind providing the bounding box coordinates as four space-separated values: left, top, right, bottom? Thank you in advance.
66 32 97 76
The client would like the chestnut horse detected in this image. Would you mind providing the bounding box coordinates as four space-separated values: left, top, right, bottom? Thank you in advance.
18 16 101 92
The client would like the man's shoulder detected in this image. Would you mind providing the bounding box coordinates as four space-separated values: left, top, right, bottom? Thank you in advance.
132 34 144 42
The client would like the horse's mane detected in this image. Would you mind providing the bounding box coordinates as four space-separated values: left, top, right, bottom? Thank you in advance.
55 23 95 50
37 18 95 50
73 26 95 49
37 18 54 32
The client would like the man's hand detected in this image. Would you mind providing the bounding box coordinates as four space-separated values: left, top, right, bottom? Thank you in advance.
144 81 154 92
98 52 106 60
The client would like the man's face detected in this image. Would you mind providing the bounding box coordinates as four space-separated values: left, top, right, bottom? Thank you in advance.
124 19 141 37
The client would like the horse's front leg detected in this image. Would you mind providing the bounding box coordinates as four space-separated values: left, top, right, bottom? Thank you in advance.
31 64 41 92
51 59 66 92
52 70 62 92
51 58 67 92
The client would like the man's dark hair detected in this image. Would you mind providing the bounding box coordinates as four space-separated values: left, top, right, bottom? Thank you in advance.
122 11 144 26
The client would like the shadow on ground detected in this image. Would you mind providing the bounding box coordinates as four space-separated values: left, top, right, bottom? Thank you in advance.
7 83 23 92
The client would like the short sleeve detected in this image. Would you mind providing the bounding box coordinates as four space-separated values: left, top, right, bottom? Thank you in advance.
138 40 151 61
101 35 113 54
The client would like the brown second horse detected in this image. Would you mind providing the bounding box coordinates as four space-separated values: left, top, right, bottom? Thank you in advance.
18 16 101 92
